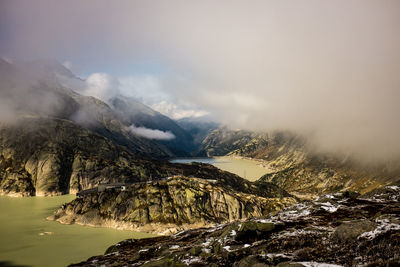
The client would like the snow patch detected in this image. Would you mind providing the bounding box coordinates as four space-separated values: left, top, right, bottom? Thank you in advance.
299 262 343 267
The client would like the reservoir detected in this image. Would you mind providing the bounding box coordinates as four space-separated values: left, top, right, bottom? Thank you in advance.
0 195 153 267
0 156 269 267
171 156 271 181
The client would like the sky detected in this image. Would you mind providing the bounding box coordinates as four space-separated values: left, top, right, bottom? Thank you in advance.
1 0 400 161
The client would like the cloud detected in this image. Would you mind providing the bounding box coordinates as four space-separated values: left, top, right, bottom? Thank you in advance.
1 0 400 161
62 60 72 71
128 124 175 140
82 73 119 102
150 101 209 120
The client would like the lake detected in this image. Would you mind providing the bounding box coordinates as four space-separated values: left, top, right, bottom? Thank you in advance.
171 156 270 181
0 156 269 267
0 195 153 267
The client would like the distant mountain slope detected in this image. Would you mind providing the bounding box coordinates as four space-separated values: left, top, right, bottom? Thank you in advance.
177 117 219 154
0 58 173 158
198 126 267 156
200 127 400 197
110 96 197 156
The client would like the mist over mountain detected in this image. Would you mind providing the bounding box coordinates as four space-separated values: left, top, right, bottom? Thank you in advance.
2 0 400 162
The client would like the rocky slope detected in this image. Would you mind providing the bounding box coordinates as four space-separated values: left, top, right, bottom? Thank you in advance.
200 127 400 198
0 116 174 196
198 127 264 157
0 59 217 196
2 114 282 197
69 185 400 267
49 175 296 234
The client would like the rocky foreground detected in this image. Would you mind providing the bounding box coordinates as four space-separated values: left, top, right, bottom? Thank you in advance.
70 185 400 266
49 175 296 234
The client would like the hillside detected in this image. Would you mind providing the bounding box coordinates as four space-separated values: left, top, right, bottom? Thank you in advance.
200 127 400 198
49 175 296 234
69 185 400 266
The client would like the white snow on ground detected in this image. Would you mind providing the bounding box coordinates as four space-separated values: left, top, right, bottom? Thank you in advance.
273 229 322 238
223 245 231 251
386 186 399 190
358 222 400 240
169 245 180 249
201 238 212 247
243 244 250 248
230 230 237 236
299 262 343 267
315 194 335 201
264 253 291 259
206 223 225 232
317 202 339 213
256 218 275 223
202 248 211 253
182 257 202 265
276 203 312 220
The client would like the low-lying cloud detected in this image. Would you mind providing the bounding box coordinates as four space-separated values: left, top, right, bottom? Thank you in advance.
82 73 120 103
1 1 400 161
128 124 175 140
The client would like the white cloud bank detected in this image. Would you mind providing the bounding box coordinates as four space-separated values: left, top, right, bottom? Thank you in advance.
83 73 120 102
128 124 175 140
3 0 400 161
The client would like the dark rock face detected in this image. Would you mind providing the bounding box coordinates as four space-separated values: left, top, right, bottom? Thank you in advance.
49 176 297 234
69 186 400 267
0 117 170 196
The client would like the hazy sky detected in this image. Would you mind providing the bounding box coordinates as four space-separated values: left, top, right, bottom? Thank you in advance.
1 0 400 160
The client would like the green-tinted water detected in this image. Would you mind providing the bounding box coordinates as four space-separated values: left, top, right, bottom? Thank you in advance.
171 156 270 181
0 195 153 267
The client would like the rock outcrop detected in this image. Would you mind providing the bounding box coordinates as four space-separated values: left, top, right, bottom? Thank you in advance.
49 176 297 234
69 185 400 267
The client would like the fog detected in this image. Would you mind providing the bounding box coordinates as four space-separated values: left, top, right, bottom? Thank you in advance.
1 0 400 161
128 124 175 141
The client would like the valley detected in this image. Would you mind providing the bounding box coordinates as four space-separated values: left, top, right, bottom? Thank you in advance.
0 59 399 267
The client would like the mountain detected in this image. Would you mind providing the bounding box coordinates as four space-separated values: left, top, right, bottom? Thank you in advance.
0 59 192 196
177 116 219 155
200 127 400 198
0 116 177 196
69 185 400 266
0 59 173 156
198 126 267 156
110 96 197 156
